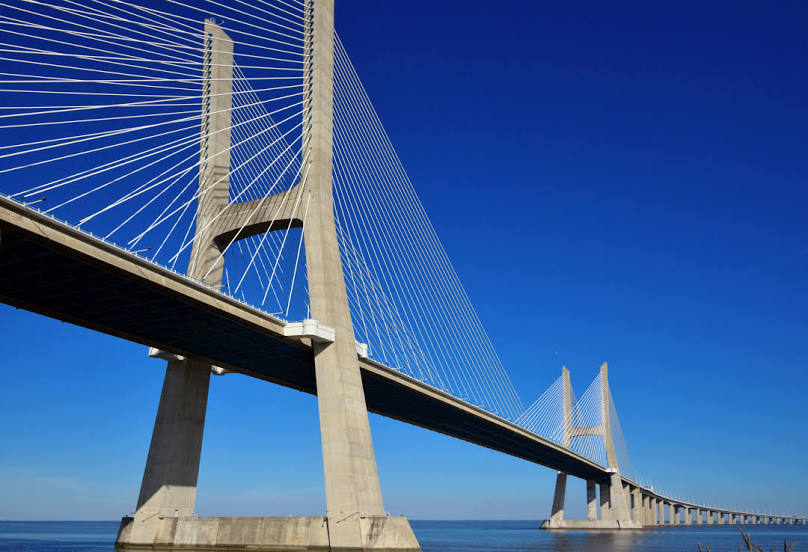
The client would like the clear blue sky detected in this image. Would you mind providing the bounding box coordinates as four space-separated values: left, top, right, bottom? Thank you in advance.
1 0 806 520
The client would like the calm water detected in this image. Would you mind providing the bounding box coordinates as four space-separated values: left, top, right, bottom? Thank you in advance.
0 520 805 552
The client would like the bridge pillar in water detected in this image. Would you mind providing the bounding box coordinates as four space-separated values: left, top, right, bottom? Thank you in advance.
118 19 233 547
586 480 598 521
695 508 702 525
643 496 650 525
549 472 567 524
297 0 419 549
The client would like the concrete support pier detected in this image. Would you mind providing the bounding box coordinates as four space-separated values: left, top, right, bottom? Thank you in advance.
549 472 567 524
125 357 211 543
586 480 598 521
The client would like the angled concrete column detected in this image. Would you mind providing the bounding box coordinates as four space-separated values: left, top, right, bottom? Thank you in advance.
684 508 692 525
674 506 681 525
132 357 211 531
718 512 724 525
122 20 231 546
586 480 598 521
695 508 702 525
706 511 714 525
549 472 567 524
598 365 631 525
656 499 663 525
300 2 419 549
300 1 417 548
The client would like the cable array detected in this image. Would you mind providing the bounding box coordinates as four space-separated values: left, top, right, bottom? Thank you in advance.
331 34 524 421
514 375 565 438
0 0 309 317
609 386 636 481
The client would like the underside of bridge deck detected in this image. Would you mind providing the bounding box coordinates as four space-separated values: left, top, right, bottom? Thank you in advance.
0 200 607 483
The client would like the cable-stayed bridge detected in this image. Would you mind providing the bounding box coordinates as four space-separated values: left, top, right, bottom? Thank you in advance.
0 0 803 550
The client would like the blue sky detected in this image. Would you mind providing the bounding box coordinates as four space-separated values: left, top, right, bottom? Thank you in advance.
1 0 807 520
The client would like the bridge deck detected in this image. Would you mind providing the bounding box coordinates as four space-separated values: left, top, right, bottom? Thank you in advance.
0 196 606 482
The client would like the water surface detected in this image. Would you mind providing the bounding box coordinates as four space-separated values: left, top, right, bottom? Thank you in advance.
1 520 804 552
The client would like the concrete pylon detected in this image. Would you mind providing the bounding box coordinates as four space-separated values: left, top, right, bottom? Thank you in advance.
542 364 637 530
300 1 418 548
599 364 632 525
120 20 233 545
548 367 572 524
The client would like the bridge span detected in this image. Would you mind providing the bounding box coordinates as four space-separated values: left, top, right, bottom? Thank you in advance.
0 0 804 550
2 175 805 538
